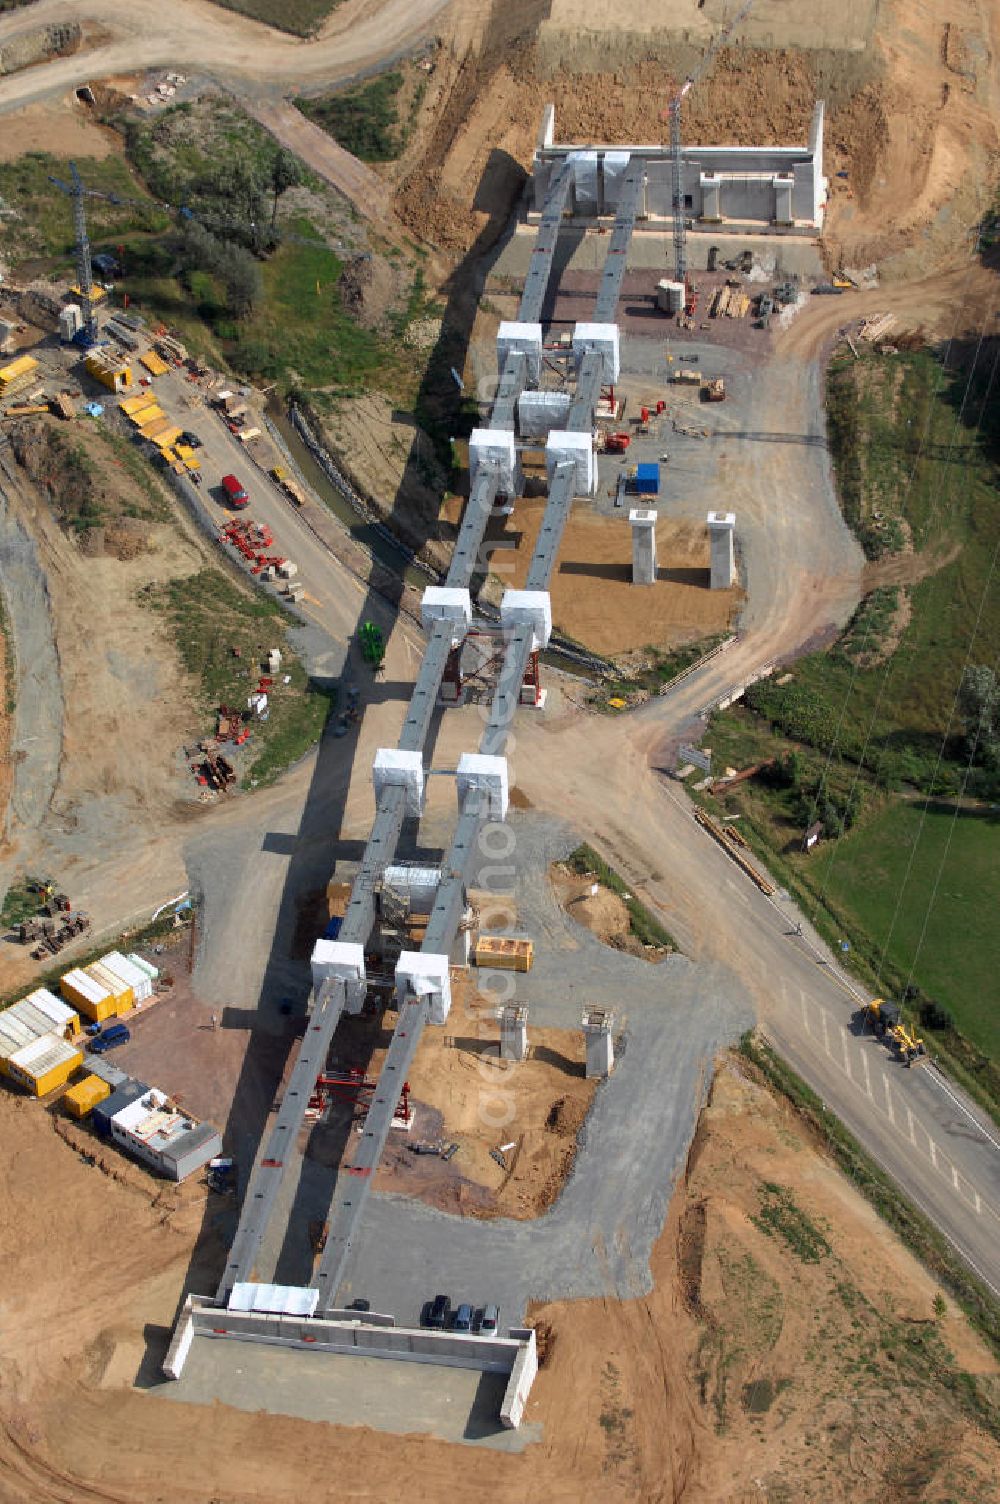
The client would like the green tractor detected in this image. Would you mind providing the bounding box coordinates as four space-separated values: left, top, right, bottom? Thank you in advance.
359 621 385 671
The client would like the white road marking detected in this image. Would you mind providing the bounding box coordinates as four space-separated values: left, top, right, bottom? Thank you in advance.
840 1030 852 1080
922 1066 1000 1153
952 1165 960 1190
821 1010 830 1055
859 1048 872 1099
906 1107 916 1145
928 1137 938 1170
883 1073 895 1124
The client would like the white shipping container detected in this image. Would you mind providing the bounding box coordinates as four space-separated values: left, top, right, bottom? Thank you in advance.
127 953 159 984
101 951 153 1003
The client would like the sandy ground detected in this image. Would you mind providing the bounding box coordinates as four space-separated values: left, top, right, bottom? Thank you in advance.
305 974 596 1221
0 95 119 161
502 499 739 658
0 1055 995 1502
317 392 451 567
550 861 667 962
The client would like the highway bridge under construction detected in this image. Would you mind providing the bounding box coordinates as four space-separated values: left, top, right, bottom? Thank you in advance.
164 155 648 1427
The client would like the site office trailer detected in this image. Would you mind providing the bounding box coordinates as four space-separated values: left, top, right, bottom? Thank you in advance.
3 1035 82 1097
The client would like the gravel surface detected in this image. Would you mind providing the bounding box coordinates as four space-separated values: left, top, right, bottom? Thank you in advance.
0 466 62 846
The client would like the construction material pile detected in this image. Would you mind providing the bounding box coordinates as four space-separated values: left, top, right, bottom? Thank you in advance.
710 282 752 318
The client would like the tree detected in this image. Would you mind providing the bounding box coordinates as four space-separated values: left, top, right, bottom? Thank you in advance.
218 243 263 318
958 665 1000 765
270 147 303 227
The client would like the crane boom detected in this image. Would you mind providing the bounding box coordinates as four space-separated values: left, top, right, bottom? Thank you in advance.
49 162 97 343
669 0 753 292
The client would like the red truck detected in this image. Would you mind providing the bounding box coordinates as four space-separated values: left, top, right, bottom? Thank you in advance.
221 473 249 509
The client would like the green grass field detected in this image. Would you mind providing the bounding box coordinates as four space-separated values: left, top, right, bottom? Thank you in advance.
0 152 168 268
207 0 342 35
813 802 1000 1058
298 72 410 163
751 348 1000 792
700 342 1000 1098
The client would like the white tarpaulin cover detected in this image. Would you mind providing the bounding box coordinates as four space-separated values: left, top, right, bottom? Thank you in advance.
601 151 631 212
569 150 598 212
518 390 571 440
229 1283 319 1317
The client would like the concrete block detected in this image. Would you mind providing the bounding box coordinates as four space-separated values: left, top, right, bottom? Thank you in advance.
569 149 599 212
396 951 451 1025
546 429 595 496
311 939 365 992
497 321 542 383
572 321 620 383
500 588 552 651
601 151 632 213
420 586 471 640
373 747 424 818
469 428 518 494
629 508 657 586
707 511 736 590
582 1007 615 1078
457 752 509 821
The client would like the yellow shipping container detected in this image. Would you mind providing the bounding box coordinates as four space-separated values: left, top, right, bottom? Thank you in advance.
63 1073 111 1119
140 350 170 377
473 935 533 972
130 404 164 427
4 1035 82 1097
60 966 116 1022
0 354 39 387
120 393 157 415
85 353 130 393
86 961 134 1015
155 425 183 449
138 416 171 440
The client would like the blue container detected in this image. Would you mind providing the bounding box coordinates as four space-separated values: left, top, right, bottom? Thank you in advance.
91 1079 148 1138
635 463 660 495
324 915 343 940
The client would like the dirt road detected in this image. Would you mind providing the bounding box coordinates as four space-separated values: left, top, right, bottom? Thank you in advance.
239 96 400 231
0 0 450 106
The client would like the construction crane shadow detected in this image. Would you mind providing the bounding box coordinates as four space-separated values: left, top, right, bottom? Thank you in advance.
160 146 535 1332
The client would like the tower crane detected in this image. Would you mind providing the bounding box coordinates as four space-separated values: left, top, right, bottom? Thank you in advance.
47 164 340 322
48 162 100 345
666 0 753 311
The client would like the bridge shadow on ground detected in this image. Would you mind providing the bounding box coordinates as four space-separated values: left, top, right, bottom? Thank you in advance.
141 148 537 1385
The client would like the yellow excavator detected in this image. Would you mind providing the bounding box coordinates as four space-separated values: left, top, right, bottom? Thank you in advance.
858 998 927 1066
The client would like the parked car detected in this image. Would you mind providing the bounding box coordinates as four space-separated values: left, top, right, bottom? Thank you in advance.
89 1022 131 1053
424 1294 451 1329
180 430 202 449
453 1303 473 1333
220 473 249 509
479 1303 500 1334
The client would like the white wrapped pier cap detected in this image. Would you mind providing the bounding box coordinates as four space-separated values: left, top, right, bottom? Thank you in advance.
572 321 620 383
310 939 365 993
457 752 509 821
420 586 471 640
545 429 596 497
396 951 451 1025
468 428 518 493
497 321 543 382
500 588 552 651
372 747 424 818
